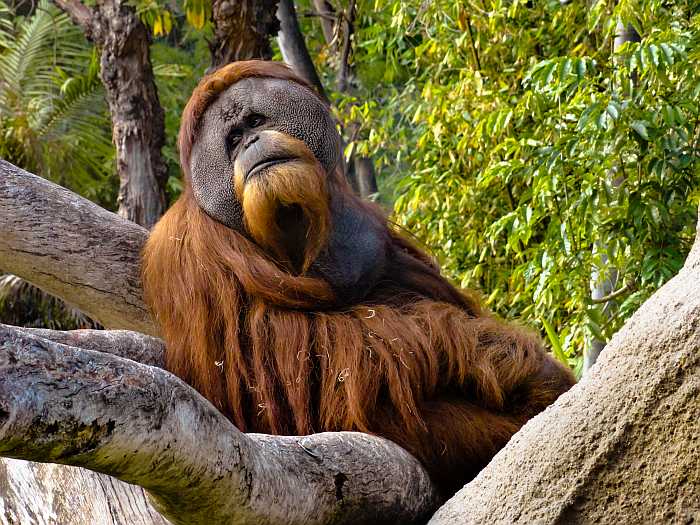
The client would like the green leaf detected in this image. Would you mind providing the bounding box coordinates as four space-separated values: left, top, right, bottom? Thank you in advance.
541 317 568 365
660 43 675 65
606 101 620 120
630 120 649 140
543 61 557 85
559 58 572 82
576 58 586 81
647 44 659 67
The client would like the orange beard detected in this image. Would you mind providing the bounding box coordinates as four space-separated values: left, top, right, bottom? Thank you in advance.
234 132 330 274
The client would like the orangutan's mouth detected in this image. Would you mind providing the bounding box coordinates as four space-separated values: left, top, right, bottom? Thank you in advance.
246 156 296 181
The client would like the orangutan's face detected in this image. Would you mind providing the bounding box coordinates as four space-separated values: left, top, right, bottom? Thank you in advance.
188 77 341 232
187 75 387 303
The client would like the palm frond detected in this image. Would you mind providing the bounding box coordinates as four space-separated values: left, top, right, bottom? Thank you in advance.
0 1 115 206
0 1 13 49
38 56 110 146
0 0 87 114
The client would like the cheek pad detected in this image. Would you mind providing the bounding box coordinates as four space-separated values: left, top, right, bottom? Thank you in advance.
189 124 244 230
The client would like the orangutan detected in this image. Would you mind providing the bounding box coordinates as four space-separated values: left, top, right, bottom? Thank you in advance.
142 60 575 498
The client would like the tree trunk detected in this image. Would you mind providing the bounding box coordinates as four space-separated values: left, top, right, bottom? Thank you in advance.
585 20 641 372
0 161 154 335
52 0 168 229
334 0 378 198
209 0 280 70
277 0 329 102
352 156 378 197
312 0 336 46
336 0 355 93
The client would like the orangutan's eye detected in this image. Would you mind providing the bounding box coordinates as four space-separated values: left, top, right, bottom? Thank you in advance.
247 114 265 128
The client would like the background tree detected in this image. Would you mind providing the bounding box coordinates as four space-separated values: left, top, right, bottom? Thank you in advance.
209 0 280 68
53 0 168 229
585 18 640 373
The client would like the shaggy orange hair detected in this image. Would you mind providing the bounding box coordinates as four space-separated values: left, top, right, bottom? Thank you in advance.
143 60 575 497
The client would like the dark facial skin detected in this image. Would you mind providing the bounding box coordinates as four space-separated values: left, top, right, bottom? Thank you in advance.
189 78 342 230
188 77 388 304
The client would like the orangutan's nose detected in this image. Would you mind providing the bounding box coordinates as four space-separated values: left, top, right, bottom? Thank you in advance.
244 134 259 149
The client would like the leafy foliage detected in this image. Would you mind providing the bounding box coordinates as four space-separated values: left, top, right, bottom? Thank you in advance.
304 0 700 371
2 0 698 368
0 0 115 207
132 0 211 37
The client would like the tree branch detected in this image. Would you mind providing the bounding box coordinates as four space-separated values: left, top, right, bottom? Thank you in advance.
464 14 481 72
4 324 164 366
588 281 633 304
311 0 337 45
0 160 156 336
337 0 356 92
51 0 96 37
0 325 438 525
277 0 330 103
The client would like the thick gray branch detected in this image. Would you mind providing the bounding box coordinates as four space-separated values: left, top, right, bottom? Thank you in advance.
0 325 438 525
4 324 164 366
0 160 157 335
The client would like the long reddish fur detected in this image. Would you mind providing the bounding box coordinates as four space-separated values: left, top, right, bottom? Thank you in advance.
142 61 575 497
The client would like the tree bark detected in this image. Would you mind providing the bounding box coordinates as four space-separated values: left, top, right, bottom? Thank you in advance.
0 161 155 335
209 0 280 70
277 0 329 102
0 326 437 525
52 0 168 229
336 0 355 93
0 458 172 525
312 0 336 46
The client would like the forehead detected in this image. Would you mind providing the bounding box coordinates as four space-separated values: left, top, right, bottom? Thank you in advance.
206 77 320 123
